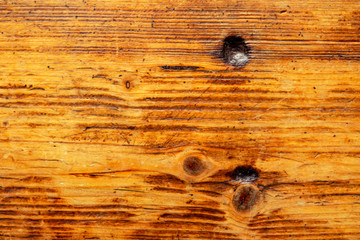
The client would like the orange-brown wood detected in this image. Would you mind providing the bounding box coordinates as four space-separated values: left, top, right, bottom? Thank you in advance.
0 0 360 239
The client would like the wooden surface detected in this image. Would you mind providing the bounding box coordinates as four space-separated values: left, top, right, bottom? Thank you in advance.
1 0 360 239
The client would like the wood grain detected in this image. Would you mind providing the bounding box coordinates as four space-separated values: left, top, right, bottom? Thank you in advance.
0 0 360 239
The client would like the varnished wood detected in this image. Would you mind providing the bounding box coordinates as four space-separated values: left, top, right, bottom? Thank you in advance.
0 0 360 239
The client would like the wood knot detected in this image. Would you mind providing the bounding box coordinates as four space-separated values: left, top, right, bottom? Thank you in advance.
125 81 131 89
232 184 260 212
221 35 249 68
229 165 259 183
183 156 206 176
121 73 138 90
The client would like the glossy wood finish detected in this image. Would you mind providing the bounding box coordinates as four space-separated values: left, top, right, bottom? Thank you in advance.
0 0 359 239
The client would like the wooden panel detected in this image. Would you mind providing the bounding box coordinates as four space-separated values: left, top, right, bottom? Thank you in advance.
0 0 359 239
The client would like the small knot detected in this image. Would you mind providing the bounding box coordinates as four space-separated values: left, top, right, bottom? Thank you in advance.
229 165 259 183
125 81 131 89
232 185 260 212
221 35 250 68
183 156 206 176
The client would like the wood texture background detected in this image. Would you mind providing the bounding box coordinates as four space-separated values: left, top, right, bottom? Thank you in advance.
0 0 360 239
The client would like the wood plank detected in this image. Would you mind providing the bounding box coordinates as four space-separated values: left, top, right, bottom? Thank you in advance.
0 0 359 239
